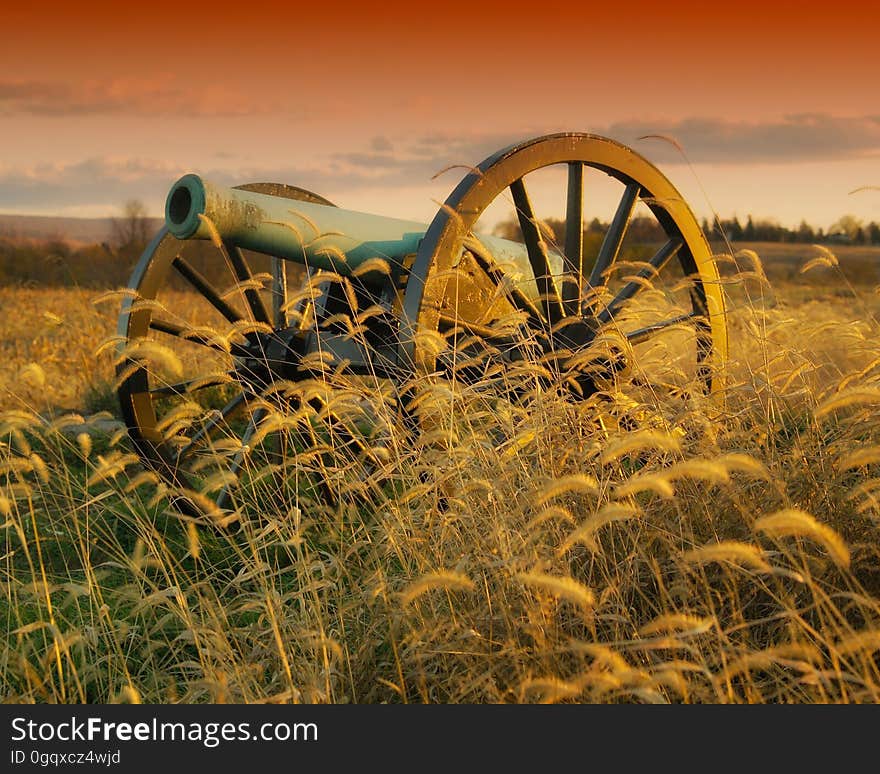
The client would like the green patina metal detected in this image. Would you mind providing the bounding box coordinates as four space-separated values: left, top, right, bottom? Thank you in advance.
165 173 560 301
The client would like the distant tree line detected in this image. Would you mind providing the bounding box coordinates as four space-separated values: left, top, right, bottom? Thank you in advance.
493 213 880 247
0 234 255 288
0 198 155 287
703 214 880 246
0 197 279 289
493 215 668 245
0 239 131 287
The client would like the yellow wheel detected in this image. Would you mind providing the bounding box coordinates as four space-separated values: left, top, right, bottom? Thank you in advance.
400 133 727 399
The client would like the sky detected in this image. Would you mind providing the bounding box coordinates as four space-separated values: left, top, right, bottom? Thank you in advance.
1 0 879 232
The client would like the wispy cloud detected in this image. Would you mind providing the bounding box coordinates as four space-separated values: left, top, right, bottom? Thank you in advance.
0 158 334 214
0 77 267 117
607 114 880 164
2 113 878 216
326 116 880 185
0 158 188 212
370 136 394 152
328 132 529 186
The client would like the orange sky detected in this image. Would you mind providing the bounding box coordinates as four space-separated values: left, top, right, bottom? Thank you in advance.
2 0 879 228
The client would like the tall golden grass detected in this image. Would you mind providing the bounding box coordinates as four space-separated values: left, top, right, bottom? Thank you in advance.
3 245 880 704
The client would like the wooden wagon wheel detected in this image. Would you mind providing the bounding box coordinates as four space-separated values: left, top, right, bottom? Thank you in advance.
400 133 727 402
117 183 351 520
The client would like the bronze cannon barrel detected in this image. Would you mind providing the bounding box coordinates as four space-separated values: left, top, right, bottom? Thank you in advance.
164 174 562 300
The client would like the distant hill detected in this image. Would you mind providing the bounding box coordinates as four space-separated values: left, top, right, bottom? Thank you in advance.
0 213 163 246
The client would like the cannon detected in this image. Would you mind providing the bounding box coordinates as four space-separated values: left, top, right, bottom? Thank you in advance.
116 133 728 517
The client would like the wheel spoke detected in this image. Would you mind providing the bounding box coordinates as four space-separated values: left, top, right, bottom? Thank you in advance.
150 375 233 397
562 162 584 313
625 312 697 345
436 311 539 355
437 312 509 340
597 238 683 324
148 318 250 357
176 391 250 461
436 322 544 385
172 255 243 324
510 178 564 324
225 242 271 325
215 406 268 511
589 183 640 288
271 256 288 328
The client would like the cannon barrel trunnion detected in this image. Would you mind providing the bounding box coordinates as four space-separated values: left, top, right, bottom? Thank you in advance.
117 133 728 518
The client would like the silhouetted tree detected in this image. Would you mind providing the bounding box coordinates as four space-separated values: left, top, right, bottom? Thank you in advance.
797 220 815 242
111 199 151 260
729 217 744 241
627 216 665 243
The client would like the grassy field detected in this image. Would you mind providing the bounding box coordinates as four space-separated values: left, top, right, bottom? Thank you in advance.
3 241 880 703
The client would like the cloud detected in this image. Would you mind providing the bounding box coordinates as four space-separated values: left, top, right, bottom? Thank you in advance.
608 114 880 164
370 136 394 152
3 113 878 217
0 157 333 215
332 152 404 169
0 77 267 117
0 158 188 212
0 146 489 217
331 116 880 177
328 131 529 187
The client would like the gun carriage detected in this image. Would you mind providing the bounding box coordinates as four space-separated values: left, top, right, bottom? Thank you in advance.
116 133 727 518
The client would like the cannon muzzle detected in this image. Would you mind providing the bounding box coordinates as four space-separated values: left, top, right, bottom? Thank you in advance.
164 174 561 297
